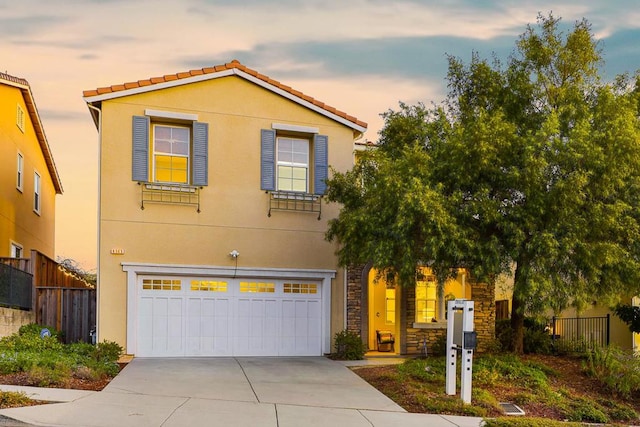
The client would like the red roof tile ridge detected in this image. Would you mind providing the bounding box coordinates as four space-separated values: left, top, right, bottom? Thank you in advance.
83 60 367 128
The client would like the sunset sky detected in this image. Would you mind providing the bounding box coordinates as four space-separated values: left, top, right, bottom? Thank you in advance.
2 0 639 270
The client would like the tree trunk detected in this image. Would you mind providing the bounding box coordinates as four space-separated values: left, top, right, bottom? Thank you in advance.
510 293 525 354
510 260 526 354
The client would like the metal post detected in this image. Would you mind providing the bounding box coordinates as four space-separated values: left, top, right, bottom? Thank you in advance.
445 300 457 395
460 301 474 404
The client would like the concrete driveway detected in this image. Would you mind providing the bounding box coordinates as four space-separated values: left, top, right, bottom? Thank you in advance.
0 357 483 427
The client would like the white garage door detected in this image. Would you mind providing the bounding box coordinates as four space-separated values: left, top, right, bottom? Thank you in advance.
136 276 322 357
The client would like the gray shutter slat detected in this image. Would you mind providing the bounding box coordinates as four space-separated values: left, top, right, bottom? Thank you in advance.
192 122 209 186
314 134 328 195
132 116 149 182
261 129 276 191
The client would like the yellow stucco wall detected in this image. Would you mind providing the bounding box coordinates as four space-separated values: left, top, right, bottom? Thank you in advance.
0 84 57 258
95 75 358 350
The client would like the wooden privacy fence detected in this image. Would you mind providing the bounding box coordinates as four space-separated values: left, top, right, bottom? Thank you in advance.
0 250 96 343
36 287 96 344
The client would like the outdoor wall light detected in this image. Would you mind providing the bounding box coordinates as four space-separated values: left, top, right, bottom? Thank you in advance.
229 250 240 258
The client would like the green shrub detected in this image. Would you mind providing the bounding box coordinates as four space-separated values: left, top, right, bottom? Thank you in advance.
563 396 609 423
18 323 60 339
94 340 123 363
27 362 72 387
428 334 447 356
495 319 513 352
495 318 553 354
333 330 365 360
597 398 639 422
583 345 640 398
0 391 33 409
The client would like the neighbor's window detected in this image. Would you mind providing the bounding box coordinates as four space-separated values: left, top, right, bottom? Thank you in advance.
415 276 437 323
16 152 23 191
10 242 23 258
33 171 41 214
153 125 190 184
277 137 309 192
16 104 25 133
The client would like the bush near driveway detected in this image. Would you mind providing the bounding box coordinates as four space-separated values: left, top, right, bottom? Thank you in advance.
0 324 123 387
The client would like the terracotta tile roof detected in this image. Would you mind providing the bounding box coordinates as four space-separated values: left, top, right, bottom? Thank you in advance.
83 60 367 130
0 72 63 194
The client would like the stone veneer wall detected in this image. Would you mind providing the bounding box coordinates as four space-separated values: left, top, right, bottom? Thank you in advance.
470 281 496 353
346 264 365 337
404 281 496 355
0 307 35 337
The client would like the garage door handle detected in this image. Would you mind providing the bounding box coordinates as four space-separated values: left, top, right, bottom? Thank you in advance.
376 312 380 317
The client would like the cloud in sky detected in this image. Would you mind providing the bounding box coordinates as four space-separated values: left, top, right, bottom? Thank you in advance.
2 0 640 269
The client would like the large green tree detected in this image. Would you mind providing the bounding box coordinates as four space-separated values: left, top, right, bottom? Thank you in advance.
325 14 640 353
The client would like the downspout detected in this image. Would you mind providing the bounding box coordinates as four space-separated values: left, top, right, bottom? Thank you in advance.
86 103 102 342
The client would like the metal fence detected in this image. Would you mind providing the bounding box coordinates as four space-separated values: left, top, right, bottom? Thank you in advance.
0 263 33 310
552 315 610 352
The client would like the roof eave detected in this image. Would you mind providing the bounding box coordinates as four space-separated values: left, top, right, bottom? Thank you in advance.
82 68 368 134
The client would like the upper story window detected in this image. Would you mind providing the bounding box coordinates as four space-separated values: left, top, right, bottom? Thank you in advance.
261 126 328 196
16 152 23 192
33 171 41 215
16 104 25 133
132 114 208 187
153 125 190 184
277 137 309 192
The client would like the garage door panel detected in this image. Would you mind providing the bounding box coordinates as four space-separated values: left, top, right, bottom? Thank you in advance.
137 277 322 357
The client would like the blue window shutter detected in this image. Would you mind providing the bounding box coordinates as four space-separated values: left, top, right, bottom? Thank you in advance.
192 122 209 186
261 129 276 191
314 134 328 195
132 116 149 182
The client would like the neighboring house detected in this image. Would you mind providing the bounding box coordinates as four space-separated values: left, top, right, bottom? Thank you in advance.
0 72 63 260
83 60 367 357
494 279 639 352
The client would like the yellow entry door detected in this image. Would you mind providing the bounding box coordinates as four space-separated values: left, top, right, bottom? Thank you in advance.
369 277 396 351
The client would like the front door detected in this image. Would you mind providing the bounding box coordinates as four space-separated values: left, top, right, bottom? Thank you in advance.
368 273 396 352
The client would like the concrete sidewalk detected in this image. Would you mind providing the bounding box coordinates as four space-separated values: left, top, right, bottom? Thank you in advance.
0 357 484 427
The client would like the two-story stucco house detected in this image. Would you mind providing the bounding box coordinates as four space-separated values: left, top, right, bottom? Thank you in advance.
83 60 367 357
0 72 62 260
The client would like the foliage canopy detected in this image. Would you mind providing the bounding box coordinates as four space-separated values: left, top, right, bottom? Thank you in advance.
325 13 640 352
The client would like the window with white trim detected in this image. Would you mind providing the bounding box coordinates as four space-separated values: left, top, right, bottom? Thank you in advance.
415 275 437 323
33 171 41 214
153 124 190 184
10 242 23 258
261 129 328 195
132 115 208 186
277 137 309 192
16 152 23 192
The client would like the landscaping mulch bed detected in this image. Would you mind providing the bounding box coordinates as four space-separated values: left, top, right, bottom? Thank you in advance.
353 354 640 424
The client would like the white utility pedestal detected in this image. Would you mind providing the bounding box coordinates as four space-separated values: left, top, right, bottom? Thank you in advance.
445 299 476 404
